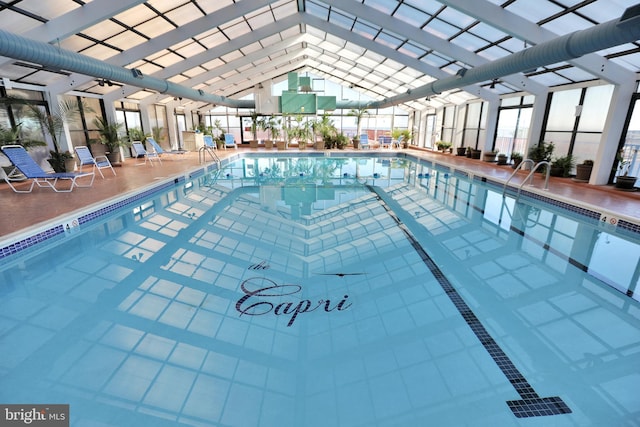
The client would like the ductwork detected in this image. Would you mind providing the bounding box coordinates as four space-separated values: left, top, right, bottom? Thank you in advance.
367 3 640 109
0 28 253 109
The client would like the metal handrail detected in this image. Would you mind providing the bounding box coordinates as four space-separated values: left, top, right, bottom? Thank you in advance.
198 146 221 164
503 159 534 194
502 159 550 197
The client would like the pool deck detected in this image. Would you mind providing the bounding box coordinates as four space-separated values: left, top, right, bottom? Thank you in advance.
1 146 639 242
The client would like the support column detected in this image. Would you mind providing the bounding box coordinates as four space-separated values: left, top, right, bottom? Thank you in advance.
591 81 635 185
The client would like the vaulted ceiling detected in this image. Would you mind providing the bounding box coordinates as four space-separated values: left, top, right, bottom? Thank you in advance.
0 0 638 111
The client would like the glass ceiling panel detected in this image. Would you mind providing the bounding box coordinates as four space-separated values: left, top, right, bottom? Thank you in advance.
363 0 396 15
506 0 564 24
611 53 640 70
477 45 512 61
147 0 189 14
352 21 378 40
135 17 176 39
469 22 509 42
272 1 299 20
197 0 236 14
376 31 404 50
451 32 489 52
18 0 79 18
579 0 638 22
421 54 449 69
247 11 276 29
438 6 477 29
329 9 356 30
306 2 329 19
403 0 444 16
542 13 594 35
399 43 427 59
423 18 460 40
554 67 598 82
165 3 204 26
393 4 432 28
113 4 159 27
529 73 572 86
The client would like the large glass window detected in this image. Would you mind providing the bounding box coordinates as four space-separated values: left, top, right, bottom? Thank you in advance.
495 96 533 158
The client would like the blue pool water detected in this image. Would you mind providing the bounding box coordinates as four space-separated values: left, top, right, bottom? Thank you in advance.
1 154 639 426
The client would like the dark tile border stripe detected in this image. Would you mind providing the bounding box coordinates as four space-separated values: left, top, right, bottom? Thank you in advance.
372 186 572 419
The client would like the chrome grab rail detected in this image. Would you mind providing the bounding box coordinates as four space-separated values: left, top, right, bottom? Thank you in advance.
502 159 550 197
198 146 221 164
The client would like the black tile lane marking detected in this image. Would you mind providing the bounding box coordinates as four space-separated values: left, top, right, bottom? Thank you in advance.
370 187 572 418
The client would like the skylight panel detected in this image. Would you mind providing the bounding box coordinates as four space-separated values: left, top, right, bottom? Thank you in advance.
506 0 563 24
399 42 428 59
80 43 121 61
438 6 477 29
451 32 489 52
403 0 444 16
363 0 396 15
135 17 175 39
82 20 127 41
476 45 511 61
306 1 330 20
352 21 378 41
423 18 460 40
105 31 148 51
394 3 432 28
376 31 404 50
18 0 79 19
610 53 640 70
165 3 205 26
469 22 508 43
221 19 253 39
247 10 276 29
112 4 157 27
329 10 357 31
146 0 186 14
542 13 593 35
529 72 572 86
272 1 299 20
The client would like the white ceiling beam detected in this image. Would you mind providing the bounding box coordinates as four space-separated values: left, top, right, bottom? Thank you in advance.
440 0 636 84
48 0 279 94
320 0 545 96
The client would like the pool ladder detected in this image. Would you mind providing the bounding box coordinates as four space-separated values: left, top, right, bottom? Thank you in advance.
502 159 551 198
198 146 221 164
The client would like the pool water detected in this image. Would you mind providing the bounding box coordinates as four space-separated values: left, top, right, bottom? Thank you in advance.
0 155 639 426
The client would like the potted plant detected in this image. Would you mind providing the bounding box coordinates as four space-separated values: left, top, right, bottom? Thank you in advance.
550 154 575 177
456 146 467 156
471 148 482 159
348 107 369 147
528 140 554 172
483 150 498 162
25 98 92 172
436 141 452 152
614 150 638 190
128 127 148 144
574 159 594 182
392 128 411 148
511 152 523 169
93 117 127 164
497 153 508 165
248 111 259 148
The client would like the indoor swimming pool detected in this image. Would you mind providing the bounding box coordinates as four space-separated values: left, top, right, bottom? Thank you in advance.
0 155 639 426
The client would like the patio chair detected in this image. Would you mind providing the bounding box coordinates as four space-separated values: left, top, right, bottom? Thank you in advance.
392 135 404 148
199 135 221 163
1 144 95 193
146 137 187 158
359 134 370 150
75 145 116 178
379 136 392 149
224 133 237 149
132 141 161 166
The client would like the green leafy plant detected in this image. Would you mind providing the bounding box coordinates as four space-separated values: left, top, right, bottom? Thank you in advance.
93 117 126 152
551 154 575 177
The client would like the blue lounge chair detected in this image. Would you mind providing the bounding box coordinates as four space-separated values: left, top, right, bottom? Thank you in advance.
198 135 221 163
1 145 95 193
132 141 161 166
75 145 115 178
393 135 404 148
224 133 237 149
359 134 370 150
146 137 187 157
379 136 392 149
